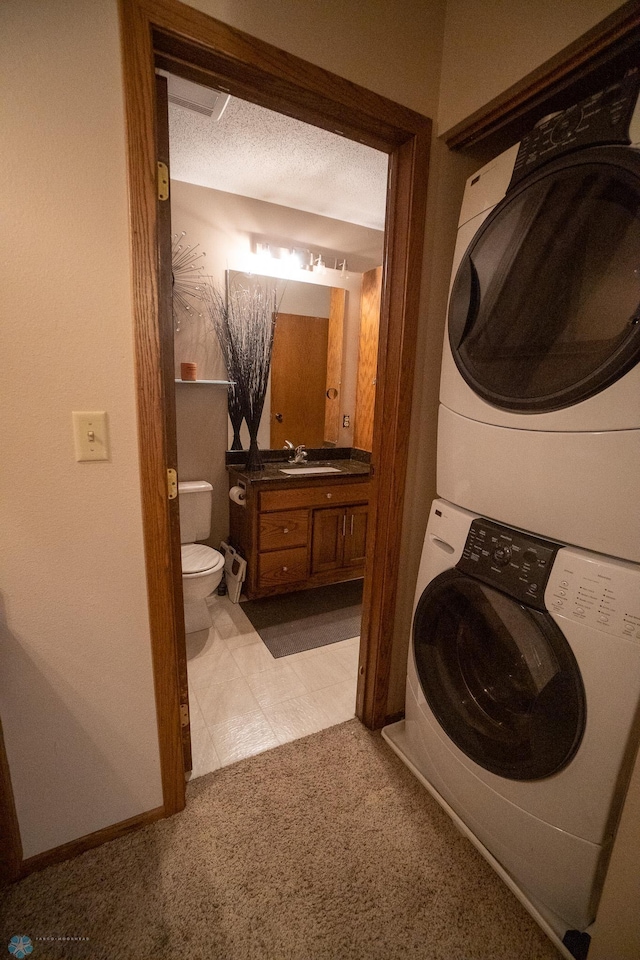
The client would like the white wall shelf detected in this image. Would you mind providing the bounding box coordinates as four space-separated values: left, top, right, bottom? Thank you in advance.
174 379 234 385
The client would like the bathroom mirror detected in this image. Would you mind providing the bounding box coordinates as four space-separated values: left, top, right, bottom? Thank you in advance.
226 272 347 452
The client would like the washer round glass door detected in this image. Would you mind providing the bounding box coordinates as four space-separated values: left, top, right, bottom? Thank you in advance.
413 570 586 781
448 146 640 412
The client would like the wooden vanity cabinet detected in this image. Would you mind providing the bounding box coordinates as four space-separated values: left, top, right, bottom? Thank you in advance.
311 503 368 575
228 474 370 599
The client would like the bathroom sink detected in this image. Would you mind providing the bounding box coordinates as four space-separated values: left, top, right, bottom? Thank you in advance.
279 465 342 475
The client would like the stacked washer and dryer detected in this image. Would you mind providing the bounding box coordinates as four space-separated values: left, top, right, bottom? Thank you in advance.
384 72 640 958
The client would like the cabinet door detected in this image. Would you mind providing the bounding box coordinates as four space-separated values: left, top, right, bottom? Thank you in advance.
343 504 368 568
354 266 382 452
311 507 345 574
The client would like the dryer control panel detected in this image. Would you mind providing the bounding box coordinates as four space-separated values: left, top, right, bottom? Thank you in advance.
510 71 640 188
457 518 559 612
546 548 640 642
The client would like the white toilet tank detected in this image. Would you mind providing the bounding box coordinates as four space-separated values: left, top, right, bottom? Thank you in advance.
178 480 213 544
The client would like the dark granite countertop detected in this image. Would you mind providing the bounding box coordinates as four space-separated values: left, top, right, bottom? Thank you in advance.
228 458 371 484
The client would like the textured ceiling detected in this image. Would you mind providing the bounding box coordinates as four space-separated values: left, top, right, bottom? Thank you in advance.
167 93 389 231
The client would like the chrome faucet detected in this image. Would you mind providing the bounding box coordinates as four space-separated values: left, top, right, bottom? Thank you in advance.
284 440 307 463
293 444 308 463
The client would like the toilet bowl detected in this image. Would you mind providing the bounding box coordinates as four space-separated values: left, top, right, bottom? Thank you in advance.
181 543 225 602
178 480 224 634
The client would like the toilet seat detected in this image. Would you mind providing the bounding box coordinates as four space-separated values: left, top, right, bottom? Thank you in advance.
181 543 224 576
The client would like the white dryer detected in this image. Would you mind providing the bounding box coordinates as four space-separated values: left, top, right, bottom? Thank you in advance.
383 499 640 956
438 72 640 561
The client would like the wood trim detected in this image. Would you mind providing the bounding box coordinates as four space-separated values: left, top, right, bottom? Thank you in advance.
118 0 186 816
19 807 165 879
443 0 640 152
144 0 428 150
155 75 192 775
0 716 22 884
353 266 382 453
324 288 345 445
358 130 431 728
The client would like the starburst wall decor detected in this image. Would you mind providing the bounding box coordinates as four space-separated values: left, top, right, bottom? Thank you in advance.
171 231 208 332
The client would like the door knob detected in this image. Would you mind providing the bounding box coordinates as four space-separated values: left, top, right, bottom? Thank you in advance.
275 413 283 422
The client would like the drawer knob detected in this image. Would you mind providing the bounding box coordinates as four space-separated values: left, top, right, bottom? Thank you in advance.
283 527 289 533
326 493 332 499
282 566 288 572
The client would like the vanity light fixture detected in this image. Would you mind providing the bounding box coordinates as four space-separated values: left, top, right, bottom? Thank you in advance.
286 249 305 269
248 238 349 280
255 242 272 262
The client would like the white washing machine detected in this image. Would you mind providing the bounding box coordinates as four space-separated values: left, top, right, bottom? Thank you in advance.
438 72 640 561
383 499 640 957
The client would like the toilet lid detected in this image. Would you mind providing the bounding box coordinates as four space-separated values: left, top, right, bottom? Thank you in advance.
181 543 224 575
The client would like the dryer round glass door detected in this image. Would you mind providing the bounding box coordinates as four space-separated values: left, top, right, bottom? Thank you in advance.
413 570 586 781
448 146 640 412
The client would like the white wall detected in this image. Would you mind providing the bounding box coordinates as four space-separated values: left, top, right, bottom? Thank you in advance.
186 0 444 117
438 0 628 134
0 0 163 857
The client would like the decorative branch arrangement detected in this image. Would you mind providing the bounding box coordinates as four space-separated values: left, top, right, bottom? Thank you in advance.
205 274 282 469
171 231 207 332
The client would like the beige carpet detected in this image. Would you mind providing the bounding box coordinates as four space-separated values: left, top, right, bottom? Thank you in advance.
0 721 560 960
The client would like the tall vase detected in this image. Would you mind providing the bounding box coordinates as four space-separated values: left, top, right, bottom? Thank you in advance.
228 384 244 451
245 433 263 471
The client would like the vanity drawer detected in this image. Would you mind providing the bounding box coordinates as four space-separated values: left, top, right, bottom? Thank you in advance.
259 547 308 589
261 481 370 512
259 510 309 551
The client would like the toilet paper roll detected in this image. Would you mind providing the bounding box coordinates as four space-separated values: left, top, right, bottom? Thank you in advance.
229 485 246 506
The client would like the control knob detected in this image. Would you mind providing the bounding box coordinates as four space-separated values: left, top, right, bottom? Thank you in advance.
493 545 512 565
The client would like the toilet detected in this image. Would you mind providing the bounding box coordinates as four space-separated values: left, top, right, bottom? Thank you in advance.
179 480 225 635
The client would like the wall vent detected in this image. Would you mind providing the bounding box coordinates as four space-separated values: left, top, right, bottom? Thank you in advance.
160 71 230 121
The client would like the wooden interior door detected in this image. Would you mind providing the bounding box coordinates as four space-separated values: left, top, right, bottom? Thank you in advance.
354 266 382 452
324 288 345 445
270 313 329 448
156 76 192 775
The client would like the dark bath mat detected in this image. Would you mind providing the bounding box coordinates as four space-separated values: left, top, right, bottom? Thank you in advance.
240 579 363 658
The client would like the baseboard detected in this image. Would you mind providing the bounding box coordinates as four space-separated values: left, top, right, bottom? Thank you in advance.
18 805 166 879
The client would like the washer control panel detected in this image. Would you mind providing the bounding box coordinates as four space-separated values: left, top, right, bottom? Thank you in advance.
510 71 640 188
457 518 559 612
546 547 640 642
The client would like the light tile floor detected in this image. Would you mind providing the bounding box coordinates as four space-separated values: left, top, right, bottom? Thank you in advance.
186 593 360 779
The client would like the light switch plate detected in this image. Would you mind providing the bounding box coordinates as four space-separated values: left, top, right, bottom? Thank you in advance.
72 411 109 461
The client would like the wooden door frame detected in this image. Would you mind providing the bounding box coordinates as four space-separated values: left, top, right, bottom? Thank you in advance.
119 0 432 815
